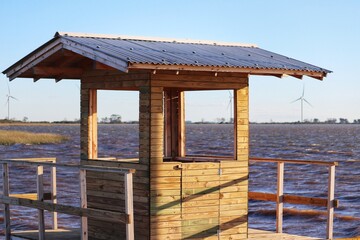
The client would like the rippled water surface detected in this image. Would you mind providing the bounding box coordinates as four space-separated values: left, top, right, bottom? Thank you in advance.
0 124 359 238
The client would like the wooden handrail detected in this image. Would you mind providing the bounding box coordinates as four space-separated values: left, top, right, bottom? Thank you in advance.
250 157 338 166
0 159 136 174
1 158 135 240
250 157 337 240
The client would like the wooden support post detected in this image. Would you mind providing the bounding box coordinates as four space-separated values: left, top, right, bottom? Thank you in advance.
125 172 134 240
50 161 58 230
88 89 98 159
276 162 284 233
80 169 88 240
234 87 249 162
37 165 45 240
178 91 185 157
2 163 11 240
327 165 335 240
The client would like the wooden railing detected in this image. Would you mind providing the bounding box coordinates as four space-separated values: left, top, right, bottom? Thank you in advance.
249 157 338 240
0 158 135 240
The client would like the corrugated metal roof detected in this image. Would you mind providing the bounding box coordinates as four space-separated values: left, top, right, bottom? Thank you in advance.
2 32 331 80
59 32 331 74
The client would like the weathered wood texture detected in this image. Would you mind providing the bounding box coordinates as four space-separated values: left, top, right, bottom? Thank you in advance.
80 86 98 160
151 71 248 90
150 161 248 240
80 73 250 239
81 159 149 240
81 70 150 90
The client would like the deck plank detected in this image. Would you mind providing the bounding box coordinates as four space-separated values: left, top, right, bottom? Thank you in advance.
248 228 322 240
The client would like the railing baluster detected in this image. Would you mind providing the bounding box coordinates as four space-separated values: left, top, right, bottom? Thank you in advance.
37 165 45 240
51 160 58 230
276 162 284 233
327 165 335 240
125 172 134 240
80 169 88 240
3 163 11 240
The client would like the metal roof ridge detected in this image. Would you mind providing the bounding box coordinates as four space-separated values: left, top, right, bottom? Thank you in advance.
55 31 258 48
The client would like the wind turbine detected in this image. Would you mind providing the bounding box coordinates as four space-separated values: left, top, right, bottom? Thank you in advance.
5 83 18 120
227 90 233 123
291 85 312 122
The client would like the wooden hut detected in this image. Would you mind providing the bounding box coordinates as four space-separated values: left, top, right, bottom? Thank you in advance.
2 32 330 240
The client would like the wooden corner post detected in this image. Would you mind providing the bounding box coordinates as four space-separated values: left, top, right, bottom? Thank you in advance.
234 84 249 161
80 86 98 160
80 84 98 240
233 82 249 237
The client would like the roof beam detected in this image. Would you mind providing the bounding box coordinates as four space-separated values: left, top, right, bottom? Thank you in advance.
128 63 327 80
32 66 84 76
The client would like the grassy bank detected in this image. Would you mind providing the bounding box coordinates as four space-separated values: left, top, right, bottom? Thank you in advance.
0 130 68 145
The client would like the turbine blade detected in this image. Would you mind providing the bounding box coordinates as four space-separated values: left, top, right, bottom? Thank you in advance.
291 97 302 103
10 96 18 101
303 98 313 107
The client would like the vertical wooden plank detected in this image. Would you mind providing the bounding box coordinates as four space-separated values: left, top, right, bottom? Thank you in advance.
234 85 249 161
37 165 45 240
80 84 89 159
125 173 134 240
2 163 11 240
89 89 98 159
178 91 186 157
164 91 172 157
50 161 58 230
327 165 335 240
276 162 284 233
139 86 151 165
80 84 98 160
80 169 88 240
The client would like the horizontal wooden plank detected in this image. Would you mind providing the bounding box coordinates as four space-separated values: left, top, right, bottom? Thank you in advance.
0 196 128 224
249 191 339 208
87 190 148 203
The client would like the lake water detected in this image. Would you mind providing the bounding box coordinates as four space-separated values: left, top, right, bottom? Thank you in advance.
0 124 359 238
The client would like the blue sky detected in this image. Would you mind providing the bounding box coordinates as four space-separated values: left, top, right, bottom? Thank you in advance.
0 0 359 122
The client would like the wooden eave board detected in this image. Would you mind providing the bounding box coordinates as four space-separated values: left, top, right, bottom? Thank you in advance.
129 63 327 80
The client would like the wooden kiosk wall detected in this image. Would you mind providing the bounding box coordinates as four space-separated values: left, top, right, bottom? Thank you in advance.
80 70 249 240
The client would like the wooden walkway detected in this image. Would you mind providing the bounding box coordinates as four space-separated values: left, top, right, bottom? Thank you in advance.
11 228 322 240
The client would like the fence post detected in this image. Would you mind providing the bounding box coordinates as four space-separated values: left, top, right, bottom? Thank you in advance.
276 162 284 233
80 169 88 240
51 160 58 230
37 165 45 240
125 172 134 240
327 165 335 240
2 163 11 240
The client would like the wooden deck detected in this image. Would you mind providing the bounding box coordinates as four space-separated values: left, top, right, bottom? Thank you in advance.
11 228 323 240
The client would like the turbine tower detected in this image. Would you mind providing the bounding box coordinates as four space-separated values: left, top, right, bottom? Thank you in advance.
5 83 18 120
291 85 312 122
